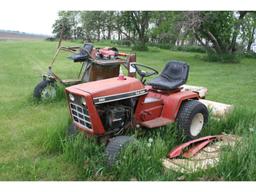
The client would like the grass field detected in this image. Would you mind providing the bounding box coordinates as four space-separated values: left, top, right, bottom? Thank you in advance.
0 40 256 181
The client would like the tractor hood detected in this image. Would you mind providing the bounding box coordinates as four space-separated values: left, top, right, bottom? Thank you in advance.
66 76 147 104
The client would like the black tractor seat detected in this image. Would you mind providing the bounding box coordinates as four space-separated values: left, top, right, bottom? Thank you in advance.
148 60 189 91
70 43 93 62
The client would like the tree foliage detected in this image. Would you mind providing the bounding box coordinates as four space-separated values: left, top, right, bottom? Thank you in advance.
182 11 250 61
52 11 256 60
52 11 80 40
240 12 256 52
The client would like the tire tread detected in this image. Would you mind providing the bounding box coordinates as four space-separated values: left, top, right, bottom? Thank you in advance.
105 136 135 166
177 100 208 140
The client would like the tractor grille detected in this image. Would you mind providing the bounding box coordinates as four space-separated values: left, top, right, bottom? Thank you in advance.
69 102 92 129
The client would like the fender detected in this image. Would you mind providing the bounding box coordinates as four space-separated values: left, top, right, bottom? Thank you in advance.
161 90 199 121
135 89 199 123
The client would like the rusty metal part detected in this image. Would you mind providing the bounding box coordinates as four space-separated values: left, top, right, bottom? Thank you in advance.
168 135 217 159
163 134 240 173
182 138 216 158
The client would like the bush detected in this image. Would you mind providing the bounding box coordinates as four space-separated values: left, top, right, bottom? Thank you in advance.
243 51 256 59
147 42 171 50
111 40 131 47
148 43 173 50
132 43 148 51
45 37 56 41
175 45 206 53
70 39 84 44
148 43 205 53
204 51 241 63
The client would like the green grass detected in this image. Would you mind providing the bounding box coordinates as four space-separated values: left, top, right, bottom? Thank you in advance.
0 40 256 180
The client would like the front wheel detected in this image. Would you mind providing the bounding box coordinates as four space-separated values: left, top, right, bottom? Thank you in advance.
105 136 135 166
176 100 208 140
33 80 57 101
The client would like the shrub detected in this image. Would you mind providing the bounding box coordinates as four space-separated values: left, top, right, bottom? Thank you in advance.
204 51 241 63
175 45 206 53
132 43 148 51
148 43 205 53
243 51 256 59
111 40 131 47
45 37 56 41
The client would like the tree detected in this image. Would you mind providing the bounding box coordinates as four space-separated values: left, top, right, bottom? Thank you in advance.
69 11 81 40
241 12 256 52
113 11 151 50
182 11 248 61
150 12 183 45
52 11 82 40
80 11 108 41
130 11 150 50
80 12 95 41
104 11 115 40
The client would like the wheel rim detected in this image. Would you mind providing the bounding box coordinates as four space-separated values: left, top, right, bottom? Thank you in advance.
41 84 56 100
190 113 204 136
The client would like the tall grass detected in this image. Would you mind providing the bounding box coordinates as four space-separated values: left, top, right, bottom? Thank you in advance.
43 107 256 181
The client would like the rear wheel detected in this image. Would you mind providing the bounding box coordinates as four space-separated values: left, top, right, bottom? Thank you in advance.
176 100 208 140
105 136 135 166
34 80 57 100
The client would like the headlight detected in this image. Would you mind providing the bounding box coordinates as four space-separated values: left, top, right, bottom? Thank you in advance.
81 97 86 105
69 93 75 102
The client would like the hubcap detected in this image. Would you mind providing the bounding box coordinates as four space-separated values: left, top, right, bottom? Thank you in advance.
190 113 204 136
41 84 56 100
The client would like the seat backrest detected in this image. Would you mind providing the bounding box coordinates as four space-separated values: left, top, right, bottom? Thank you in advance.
71 43 94 62
161 60 189 82
80 43 93 56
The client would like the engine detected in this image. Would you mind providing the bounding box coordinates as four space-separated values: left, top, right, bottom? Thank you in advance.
97 99 134 133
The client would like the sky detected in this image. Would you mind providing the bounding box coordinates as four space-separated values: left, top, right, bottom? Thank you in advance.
0 0 255 36
0 3 58 35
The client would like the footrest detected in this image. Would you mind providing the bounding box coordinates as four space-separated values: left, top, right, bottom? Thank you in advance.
140 117 173 128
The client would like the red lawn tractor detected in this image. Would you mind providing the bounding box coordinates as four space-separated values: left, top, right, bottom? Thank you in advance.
65 60 209 164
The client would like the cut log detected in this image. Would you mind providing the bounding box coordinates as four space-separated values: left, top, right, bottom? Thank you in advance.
199 99 234 118
181 85 208 98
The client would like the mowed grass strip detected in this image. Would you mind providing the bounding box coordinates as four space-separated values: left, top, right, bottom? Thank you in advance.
0 40 256 180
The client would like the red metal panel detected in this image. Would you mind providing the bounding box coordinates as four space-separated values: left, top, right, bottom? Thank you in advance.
161 91 199 121
135 89 199 125
67 76 144 98
140 105 163 121
65 89 105 135
134 94 148 122
139 117 172 128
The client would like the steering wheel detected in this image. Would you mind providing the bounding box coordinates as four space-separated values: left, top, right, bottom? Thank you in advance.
131 63 159 81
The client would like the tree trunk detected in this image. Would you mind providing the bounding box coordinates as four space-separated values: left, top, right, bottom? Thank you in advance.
118 30 121 41
230 11 247 53
107 27 111 40
138 33 147 50
97 29 100 41
207 31 222 53
130 11 149 50
247 27 256 52
194 32 216 53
